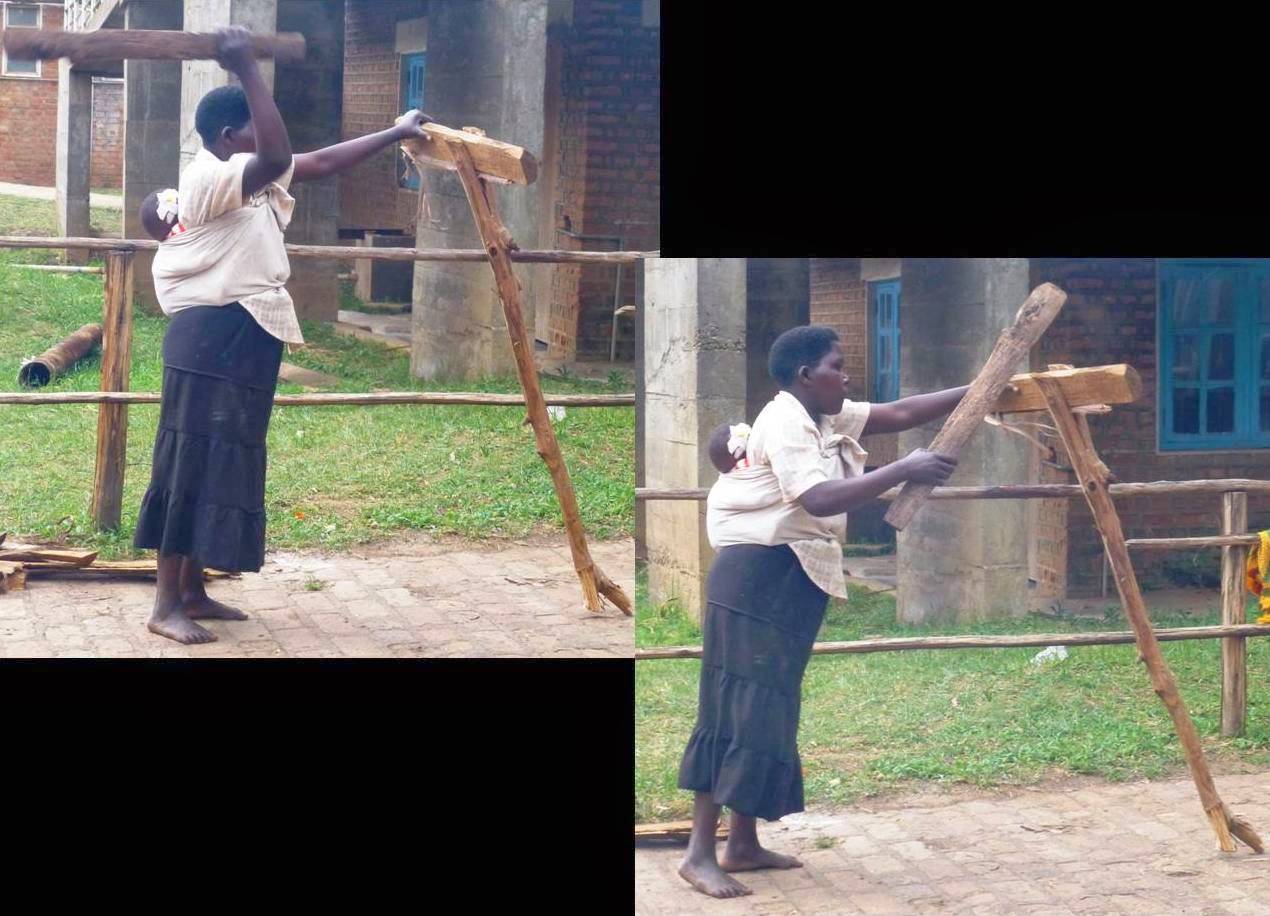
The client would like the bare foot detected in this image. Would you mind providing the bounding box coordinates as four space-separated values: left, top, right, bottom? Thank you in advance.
720 843 803 872
183 595 248 621
147 611 218 645
678 858 752 898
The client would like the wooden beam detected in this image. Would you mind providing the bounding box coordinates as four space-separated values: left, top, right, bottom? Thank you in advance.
0 543 98 566
2 29 306 66
402 125 538 186
884 283 1069 530
90 250 133 531
635 820 728 842
1035 375 1261 854
0 391 634 407
994 364 1141 413
636 623 1270 661
1220 492 1249 738
1126 535 1260 550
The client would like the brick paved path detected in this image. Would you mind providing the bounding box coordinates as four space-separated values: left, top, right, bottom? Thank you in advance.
636 772 1270 914
0 535 633 657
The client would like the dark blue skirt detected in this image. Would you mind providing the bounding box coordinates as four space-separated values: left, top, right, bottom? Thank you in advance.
133 303 284 572
677 544 830 821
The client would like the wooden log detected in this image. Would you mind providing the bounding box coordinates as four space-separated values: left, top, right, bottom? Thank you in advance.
21 559 236 579
445 139 630 615
1126 535 1261 550
1220 492 1249 738
402 125 538 186
635 820 728 842
2 29 306 66
636 479 1270 503
0 543 98 566
1035 376 1261 854
884 283 1068 530
994 364 1142 414
17 323 102 387
90 250 133 531
0 236 653 264
635 623 1270 661
0 391 634 407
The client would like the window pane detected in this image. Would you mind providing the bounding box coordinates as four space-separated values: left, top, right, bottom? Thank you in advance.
1262 387 1270 432
3 55 38 75
1173 388 1199 434
6 6 39 27
1262 334 1270 380
1207 387 1234 434
1261 277 1270 323
1170 277 1203 327
1208 333 1235 380
879 336 889 372
1173 335 1199 380
1209 277 1235 324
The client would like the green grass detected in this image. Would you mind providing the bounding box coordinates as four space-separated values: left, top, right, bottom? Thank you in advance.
0 193 633 557
0 193 121 240
635 568 1270 822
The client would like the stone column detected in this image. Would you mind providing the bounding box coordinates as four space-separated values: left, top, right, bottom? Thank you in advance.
895 258 1032 625
410 0 549 380
123 0 183 309
643 258 747 621
55 59 93 262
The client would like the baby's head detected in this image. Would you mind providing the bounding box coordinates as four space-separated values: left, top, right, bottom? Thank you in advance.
140 189 179 242
708 422 751 474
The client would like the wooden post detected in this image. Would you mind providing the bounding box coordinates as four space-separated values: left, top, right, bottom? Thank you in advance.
442 138 630 615
1036 376 1262 854
90 249 135 530
885 283 1068 530
1220 491 1249 738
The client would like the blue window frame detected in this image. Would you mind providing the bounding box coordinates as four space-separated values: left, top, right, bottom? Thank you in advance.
1158 260 1270 450
871 278 900 402
398 52 426 190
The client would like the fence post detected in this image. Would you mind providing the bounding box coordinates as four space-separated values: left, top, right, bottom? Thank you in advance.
90 248 135 530
1220 490 1249 738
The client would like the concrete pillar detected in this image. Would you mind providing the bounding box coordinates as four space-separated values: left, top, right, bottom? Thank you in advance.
411 0 549 380
643 258 747 621
895 258 1032 625
744 259 810 419
55 59 93 262
123 0 183 310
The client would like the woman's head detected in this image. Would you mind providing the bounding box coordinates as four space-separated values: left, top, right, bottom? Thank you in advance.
768 325 849 416
195 85 255 156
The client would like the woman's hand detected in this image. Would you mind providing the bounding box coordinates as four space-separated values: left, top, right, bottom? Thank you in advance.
899 448 957 486
214 25 257 75
393 109 435 141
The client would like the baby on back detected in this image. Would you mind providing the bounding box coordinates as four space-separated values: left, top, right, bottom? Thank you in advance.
139 188 186 242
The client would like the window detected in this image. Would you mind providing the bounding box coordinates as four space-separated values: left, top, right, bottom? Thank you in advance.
871 278 900 402
2 4 42 77
397 51 426 190
1158 260 1270 450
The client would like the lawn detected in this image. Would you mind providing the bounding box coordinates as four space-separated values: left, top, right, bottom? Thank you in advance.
0 193 634 557
635 569 1270 823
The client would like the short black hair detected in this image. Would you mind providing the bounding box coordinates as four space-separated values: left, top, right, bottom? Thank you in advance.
195 84 251 147
767 325 840 386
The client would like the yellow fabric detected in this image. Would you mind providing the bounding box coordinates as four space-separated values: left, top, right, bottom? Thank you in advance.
1246 530 1270 625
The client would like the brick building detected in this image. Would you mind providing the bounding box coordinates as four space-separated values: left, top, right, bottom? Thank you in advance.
642 258 1270 625
0 1 122 189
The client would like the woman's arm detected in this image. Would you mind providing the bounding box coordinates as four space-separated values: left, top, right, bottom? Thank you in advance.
216 28 292 197
292 110 434 183
796 449 956 517
861 385 970 436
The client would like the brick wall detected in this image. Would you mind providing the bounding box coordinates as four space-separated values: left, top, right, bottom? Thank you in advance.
90 78 122 189
339 0 423 233
1031 258 1270 595
0 2 62 186
558 0 659 362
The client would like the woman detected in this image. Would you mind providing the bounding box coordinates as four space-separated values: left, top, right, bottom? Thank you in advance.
677 324 969 898
134 27 432 644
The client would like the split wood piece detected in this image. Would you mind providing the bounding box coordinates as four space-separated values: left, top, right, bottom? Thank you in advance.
0 391 635 407
635 820 729 842
884 283 1068 530
18 323 102 387
1221 492 1249 738
0 542 98 566
1035 376 1262 854
635 623 1270 661
401 124 538 186
445 138 630 615
2 29 305 66
0 560 26 593
90 250 134 530
993 364 1141 414
20 559 237 580
0 236 654 264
